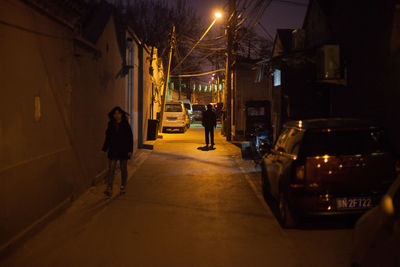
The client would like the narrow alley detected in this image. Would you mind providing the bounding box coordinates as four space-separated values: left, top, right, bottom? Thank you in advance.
2 126 353 267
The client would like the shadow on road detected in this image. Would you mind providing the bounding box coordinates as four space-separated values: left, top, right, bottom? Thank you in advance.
197 146 216 151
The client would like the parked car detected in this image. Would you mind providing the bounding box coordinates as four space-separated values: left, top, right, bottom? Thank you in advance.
181 99 193 120
162 101 189 133
192 104 206 122
351 174 400 267
214 102 223 121
261 118 397 228
184 108 191 129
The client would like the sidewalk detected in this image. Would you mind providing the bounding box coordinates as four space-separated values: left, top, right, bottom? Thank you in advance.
2 127 299 267
0 147 152 260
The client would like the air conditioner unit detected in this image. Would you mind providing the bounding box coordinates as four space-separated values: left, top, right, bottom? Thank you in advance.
292 29 305 51
317 44 341 80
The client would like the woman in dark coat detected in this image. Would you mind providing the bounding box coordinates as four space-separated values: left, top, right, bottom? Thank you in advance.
102 106 133 196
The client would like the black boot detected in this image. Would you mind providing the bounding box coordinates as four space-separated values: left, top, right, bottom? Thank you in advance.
120 186 126 194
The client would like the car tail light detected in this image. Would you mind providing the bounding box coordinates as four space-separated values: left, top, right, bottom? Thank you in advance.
296 165 305 180
290 165 305 188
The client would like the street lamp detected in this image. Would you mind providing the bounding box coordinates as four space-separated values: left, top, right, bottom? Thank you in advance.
214 12 223 19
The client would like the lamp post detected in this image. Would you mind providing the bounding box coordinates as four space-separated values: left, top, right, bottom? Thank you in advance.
158 26 176 133
225 0 236 141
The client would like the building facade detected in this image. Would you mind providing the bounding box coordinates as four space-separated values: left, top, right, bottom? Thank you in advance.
0 0 164 251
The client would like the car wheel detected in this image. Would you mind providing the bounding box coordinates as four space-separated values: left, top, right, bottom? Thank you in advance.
278 190 297 228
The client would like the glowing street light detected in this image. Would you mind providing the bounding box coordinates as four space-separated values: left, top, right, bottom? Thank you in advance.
214 12 223 19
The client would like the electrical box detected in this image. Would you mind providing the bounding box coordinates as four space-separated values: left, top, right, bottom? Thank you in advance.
317 45 341 80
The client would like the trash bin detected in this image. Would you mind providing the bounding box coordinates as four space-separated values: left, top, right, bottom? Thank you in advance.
147 119 158 140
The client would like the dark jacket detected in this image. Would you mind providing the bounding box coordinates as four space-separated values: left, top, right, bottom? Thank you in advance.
102 119 133 160
202 109 217 129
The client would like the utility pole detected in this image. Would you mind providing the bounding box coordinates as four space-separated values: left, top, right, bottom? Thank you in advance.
178 77 182 100
225 0 236 141
159 26 175 133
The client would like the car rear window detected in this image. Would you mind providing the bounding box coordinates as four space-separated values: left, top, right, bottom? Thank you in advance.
302 129 388 157
165 104 182 112
184 103 191 110
192 105 205 111
247 107 265 116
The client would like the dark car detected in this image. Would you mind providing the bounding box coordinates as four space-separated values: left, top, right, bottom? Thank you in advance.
261 118 397 228
192 104 206 122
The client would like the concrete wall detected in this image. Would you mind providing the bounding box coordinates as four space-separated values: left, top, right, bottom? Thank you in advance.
233 64 269 140
150 56 164 120
0 0 126 249
125 31 140 155
137 46 164 143
142 47 153 141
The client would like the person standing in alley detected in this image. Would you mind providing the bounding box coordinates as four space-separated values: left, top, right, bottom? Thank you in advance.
202 104 217 149
102 106 133 197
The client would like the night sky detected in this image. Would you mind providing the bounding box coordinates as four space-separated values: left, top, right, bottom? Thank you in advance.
188 0 309 39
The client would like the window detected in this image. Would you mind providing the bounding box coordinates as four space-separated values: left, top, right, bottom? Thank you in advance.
273 69 281 87
165 104 182 112
301 129 388 157
184 103 191 110
192 105 206 111
247 107 265 116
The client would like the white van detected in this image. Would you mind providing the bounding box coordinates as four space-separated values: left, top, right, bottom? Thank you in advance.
162 101 190 133
181 99 193 122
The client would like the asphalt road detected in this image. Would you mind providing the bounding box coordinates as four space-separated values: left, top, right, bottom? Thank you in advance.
2 126 354 267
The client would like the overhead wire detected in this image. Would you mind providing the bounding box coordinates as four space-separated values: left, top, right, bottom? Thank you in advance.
257 22 274 41
273 0 308 7
170 69 225 78
236 0 273 43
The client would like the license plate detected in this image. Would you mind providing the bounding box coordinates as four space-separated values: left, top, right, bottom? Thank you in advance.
336 197 373 210
167 117 177 121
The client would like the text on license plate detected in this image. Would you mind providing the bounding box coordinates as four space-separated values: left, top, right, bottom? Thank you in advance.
167 117 177 120
336 197 373 210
